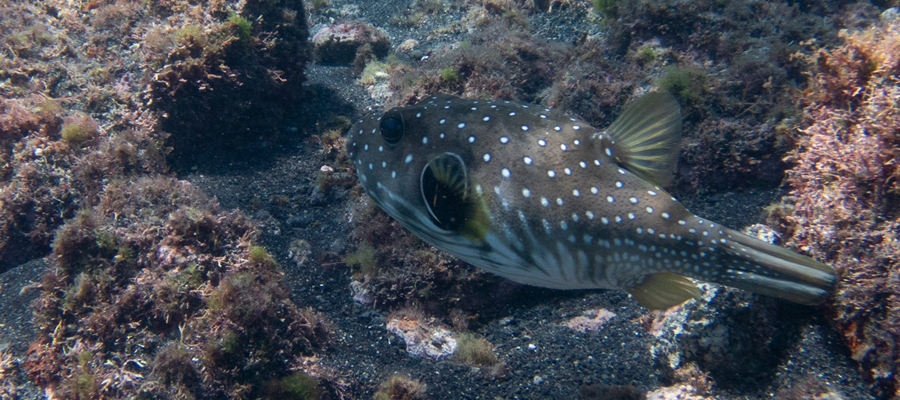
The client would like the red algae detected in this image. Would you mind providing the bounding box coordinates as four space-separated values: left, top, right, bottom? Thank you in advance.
770 11 900 398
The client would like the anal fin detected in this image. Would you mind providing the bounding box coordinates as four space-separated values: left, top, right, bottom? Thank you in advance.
628 272 701 310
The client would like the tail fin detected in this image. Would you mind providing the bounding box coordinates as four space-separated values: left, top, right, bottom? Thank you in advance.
715 228 835 305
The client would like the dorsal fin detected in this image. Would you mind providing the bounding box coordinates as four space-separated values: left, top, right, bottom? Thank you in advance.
604 92 682 187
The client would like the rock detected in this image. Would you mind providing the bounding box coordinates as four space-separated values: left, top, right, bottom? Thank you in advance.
385 316 457 360
312 21 390 65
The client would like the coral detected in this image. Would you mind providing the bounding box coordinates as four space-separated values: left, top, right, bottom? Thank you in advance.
769 11 900 398
374 375 427 400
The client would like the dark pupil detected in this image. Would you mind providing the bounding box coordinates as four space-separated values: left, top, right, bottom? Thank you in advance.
380 114 403 145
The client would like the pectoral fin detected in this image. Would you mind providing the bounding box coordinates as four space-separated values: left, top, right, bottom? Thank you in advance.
628 272 701 310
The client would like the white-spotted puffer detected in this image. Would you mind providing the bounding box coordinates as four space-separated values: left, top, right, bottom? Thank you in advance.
347 93 834 309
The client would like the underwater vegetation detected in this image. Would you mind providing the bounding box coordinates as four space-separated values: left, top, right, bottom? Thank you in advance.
373 375 427 400
145 0 312 167
769 11 900 398
0 96 167 274
24 176 337 399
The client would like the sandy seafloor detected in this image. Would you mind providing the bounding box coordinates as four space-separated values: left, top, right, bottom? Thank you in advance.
0 0 886 399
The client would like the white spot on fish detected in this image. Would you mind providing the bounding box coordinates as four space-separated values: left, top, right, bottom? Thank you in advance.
458 122 466 129
483 116 490 121
548 170 556 178
500 136 509 144
483 153 491 162
541 197 549 207
521 125 529 131
468 136 476 143
522 188 531 198
538 139 547 146
524 156 533 165
439 119 446 124
607 196 615 203
404 154 413 163
502 168 511 178
572 189 580 197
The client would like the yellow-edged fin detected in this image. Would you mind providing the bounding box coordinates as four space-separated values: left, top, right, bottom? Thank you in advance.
420 153 491 242
460 194 491 242
605 92 682 187
628 272 701 310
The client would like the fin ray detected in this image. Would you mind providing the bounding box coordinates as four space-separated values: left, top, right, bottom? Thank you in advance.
605 92 682 187
628 272 701 310
713 228 835 304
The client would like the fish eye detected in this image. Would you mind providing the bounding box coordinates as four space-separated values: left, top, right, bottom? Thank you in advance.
380 113 404 145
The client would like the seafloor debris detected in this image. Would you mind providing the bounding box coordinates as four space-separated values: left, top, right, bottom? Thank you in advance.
386 311 457 360
564 309 618 332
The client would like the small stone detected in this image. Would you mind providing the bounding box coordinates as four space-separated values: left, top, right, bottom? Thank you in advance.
533 375 543 385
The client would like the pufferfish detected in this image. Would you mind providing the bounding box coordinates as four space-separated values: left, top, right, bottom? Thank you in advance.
347 93 834 309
